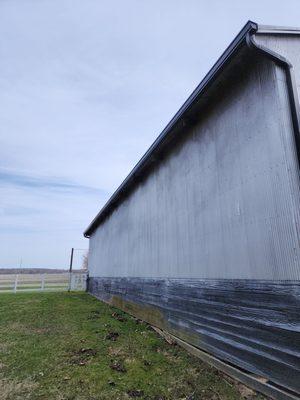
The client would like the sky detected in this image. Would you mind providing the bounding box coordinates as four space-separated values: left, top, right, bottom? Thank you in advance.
1 0 300 269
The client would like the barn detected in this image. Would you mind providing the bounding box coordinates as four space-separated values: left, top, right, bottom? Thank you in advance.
84 21 300 398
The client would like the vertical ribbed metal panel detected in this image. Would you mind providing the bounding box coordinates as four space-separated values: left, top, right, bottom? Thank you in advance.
256 33 300 92
89 53 300 280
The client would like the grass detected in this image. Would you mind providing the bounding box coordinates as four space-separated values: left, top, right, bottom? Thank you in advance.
0 292 261 400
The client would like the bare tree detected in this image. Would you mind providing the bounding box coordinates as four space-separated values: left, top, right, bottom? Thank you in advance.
82 252 88 271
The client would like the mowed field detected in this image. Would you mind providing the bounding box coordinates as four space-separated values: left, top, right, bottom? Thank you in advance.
0 292 263 400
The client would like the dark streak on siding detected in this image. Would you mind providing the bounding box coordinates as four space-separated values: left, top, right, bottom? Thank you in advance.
89 277 300 394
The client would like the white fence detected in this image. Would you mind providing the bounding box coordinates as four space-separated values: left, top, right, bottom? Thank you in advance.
0 272 87 293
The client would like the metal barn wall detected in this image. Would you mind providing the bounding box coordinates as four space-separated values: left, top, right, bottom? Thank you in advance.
256 32 300 93
89 55 300 281
88 40 300 395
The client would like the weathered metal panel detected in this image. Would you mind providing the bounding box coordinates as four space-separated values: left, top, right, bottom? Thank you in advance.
255 32 300 93
89 277 300 394
89 55 300 280
87 30 300 396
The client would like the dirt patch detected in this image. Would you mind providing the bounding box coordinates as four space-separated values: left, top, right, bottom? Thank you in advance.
70 347 97 366
33 327 51 334
0 343 10 354
127 389 144 397
4 322 51 336
217 372 259 399
237 384 257 399
0 378 37 400
78 347 97 356
105 331 119 341
110 360 126 373
142 359 151 367
111 312 126 322
3 322 31 335
108 346 125 357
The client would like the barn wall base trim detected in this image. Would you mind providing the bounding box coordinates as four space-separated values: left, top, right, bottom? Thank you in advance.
88 277 300 396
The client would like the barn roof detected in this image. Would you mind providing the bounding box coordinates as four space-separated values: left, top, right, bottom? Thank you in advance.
84 20 300 237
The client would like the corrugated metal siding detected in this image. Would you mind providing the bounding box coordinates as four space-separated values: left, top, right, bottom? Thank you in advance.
89 277 300 395
87 34 300 396
254 33 300 280
255 33 300 92
89 54 300 280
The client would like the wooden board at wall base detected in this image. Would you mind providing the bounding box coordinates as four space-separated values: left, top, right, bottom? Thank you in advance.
152 327 299 400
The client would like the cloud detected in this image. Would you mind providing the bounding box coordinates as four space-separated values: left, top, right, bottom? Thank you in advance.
1 0 300 268
0 169 105 195
0 169 108 268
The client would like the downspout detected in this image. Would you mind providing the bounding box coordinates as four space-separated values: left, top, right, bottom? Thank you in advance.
246 32 300 171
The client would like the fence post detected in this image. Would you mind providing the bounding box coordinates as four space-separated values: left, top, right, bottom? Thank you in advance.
41 274 45 291
14 274 18 293
68 272 72 292
68 247 74 292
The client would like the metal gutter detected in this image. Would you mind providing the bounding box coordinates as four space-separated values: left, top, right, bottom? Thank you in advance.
84 20 258 237
257 24 300 35
246 33 300 178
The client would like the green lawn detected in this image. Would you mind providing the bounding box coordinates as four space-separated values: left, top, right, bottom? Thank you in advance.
0 292 259 400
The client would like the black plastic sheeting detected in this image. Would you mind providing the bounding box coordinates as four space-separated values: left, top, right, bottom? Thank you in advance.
89 277 300 394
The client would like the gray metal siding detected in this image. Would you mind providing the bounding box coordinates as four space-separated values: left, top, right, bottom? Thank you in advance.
89 56 300 280
255 33 300 93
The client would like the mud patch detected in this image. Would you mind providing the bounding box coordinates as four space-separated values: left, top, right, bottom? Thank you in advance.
110 360 126 373
70 347 97 365
105 331 119 341
127 389 144 397
111 312 126 322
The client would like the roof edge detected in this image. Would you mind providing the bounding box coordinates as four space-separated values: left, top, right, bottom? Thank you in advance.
84 20 258 238
257 24 300 35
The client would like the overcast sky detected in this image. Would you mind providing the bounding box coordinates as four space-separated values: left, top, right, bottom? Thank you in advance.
1 0 300 269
